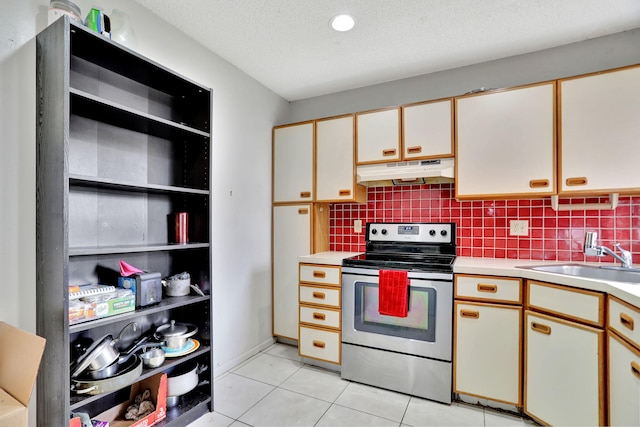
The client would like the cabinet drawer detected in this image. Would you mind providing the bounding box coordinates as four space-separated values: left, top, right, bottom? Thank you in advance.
609 296 640 348
527 281 604 327
299 264 341 286
299 306 341 329
299 285 341 308
299 326 341 364
455 274 522 303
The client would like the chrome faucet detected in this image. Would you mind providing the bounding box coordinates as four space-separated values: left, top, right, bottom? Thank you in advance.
584 231 633 268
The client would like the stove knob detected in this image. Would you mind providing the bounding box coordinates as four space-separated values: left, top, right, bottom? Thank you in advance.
429 229 436 236
381 229 388 235
371 229 377 235
441 230 448 237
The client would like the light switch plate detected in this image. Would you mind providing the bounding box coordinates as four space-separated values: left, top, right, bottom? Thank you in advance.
510 220 528 236
354 220 363 233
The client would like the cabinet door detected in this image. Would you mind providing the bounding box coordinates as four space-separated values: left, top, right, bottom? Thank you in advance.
273 205 312 339
402 99 453 159
454 302 521 405
524 311 604 426
316 115 364 203
608 331 640 426
455 83 556 199
273 122 314 203
356 108 401 164
559 65 640 194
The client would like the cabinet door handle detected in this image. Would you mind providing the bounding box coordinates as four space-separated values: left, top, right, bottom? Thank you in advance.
312 291 326 299
477 283 497 293
620 313 635 330
298 208 309 215
531 322 551 335
382 149 397 157
529 179 549 188
300 191 311 198
406 146 422 154
566 177 588 186
313 340 326 349
313 271 326 278
460 309 479 319
339 189 351 196
631 361 640 379
313 312 326 320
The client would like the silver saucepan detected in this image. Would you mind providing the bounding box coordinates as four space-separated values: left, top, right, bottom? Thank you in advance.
154 320 198 350
71 322 138 378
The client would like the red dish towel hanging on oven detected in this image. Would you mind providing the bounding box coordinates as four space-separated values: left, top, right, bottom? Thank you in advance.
378 269 409 317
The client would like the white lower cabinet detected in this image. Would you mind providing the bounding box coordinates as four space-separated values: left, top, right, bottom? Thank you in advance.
608 331 640 426
524 311 604 426
454 301 521 405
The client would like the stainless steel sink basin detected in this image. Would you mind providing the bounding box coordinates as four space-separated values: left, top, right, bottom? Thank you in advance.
520 264 640 284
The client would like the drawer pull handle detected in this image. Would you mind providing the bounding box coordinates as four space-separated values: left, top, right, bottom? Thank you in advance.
298 208 309 215
382 149 397 157
300 191 311 198
313 271 326 278
531 322 551 335
313 340 326 349
620 313 635 330
312 291 326 299
632 361 640 379
477 283 497 293
566 177 588 186
339 189 351 196
313 312 326 320
460 309 479 319
529 179 549 188
407 146 422 154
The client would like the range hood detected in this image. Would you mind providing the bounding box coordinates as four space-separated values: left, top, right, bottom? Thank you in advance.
357 158 454 187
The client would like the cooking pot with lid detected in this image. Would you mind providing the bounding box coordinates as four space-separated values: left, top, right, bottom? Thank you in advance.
154 320 198 349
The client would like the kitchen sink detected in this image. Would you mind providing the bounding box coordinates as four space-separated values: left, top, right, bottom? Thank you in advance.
520 264 640 284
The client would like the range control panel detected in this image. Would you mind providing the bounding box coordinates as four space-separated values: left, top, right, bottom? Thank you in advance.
367 222 454 244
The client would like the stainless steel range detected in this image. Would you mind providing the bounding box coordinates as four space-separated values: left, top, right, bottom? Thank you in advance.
341 222 456 404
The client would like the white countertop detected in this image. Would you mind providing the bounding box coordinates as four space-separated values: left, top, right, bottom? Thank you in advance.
298 251 362 266
454 256 640 308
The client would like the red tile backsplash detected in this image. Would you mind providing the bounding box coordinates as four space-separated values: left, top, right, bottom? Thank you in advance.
329 183 640 264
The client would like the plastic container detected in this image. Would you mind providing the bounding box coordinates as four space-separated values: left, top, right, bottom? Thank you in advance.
48 0 82 25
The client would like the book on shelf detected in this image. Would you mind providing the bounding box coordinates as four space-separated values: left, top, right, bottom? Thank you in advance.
68 284 116 300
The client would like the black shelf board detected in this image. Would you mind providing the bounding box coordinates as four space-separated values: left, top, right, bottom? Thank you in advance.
69 20 210 98
69 295 211 333
70 88 210 139
160 393 211 426
70 345 211 411
69 174 210 195
69 242 210 257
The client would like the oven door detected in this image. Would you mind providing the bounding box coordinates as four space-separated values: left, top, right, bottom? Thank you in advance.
342 268 453 362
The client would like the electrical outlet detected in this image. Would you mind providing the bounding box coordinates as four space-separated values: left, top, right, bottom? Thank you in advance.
510 220 529 236
354 220 363 233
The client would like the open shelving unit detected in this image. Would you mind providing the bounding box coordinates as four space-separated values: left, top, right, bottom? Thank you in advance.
36 16 213 426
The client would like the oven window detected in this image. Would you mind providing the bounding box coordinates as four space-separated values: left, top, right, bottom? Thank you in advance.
354 281 437 342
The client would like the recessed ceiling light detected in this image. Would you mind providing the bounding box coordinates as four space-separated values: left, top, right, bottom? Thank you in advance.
330 14 355 32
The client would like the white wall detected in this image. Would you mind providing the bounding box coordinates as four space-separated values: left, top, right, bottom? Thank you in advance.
286 28 640 123
1 2 288 423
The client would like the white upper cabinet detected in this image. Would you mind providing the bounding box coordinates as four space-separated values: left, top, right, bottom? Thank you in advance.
455 82 556 199
559 65 640 195
273 122 314 203
316 115 365 203
356 108 401 164
402 98 454 159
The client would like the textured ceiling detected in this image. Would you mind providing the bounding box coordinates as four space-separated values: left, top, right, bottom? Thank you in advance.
131 0 640 101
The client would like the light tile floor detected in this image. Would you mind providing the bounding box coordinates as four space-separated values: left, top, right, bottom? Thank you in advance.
187 343 534 427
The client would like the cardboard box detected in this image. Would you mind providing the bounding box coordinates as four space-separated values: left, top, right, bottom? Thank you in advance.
70 291 136 325
0 322 46 427
93 373 167 427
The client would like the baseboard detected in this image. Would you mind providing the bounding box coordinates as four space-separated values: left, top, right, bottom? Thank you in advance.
213 337 276 378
